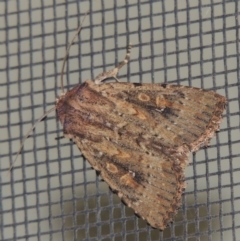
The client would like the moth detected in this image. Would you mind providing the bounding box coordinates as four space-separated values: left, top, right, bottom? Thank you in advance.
14 11 227 230
56 44 226 229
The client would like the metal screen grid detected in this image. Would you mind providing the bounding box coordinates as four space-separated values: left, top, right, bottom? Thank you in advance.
1 0 240 240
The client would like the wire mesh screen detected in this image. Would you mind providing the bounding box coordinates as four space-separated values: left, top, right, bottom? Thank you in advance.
1 0 239 240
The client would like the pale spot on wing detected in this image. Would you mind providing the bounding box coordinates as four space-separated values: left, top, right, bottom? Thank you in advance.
138 93 150 102
114 151 131 159
156 95 173 108
106 163 118 173
120 173 139 189
134 108 147 120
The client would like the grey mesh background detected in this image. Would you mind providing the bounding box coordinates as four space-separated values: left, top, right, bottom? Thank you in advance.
1 0 239 240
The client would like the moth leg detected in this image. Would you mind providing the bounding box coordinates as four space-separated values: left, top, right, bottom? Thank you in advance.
94 43 132 84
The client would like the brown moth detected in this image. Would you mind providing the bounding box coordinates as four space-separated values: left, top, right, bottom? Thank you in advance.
56 46 226 229
14 11 226 230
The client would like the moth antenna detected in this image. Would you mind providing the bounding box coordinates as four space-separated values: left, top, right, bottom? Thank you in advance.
10 107 56 172
11 8 91 172
94 43 132 84
116 43 132 70
60 9 90 94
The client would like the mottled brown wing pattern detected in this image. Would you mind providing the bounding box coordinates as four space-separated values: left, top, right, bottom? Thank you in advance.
74 135 187 230
56 80 226 229
94 81 226 152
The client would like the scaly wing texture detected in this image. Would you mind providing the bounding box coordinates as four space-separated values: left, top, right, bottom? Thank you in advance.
75 135 187 229
93 81 227 153
56 80 226 229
